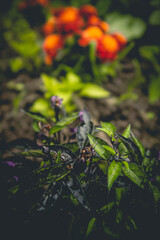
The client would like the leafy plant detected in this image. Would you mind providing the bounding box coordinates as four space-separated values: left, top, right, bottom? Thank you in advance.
2 96 160 240
30 70 110 114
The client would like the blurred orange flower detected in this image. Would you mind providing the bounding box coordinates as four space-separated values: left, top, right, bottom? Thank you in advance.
43 34 64 64
56 7 84 35
79 5 97 18
87 16 110 32
37 0 49 7
19 0 49 9
112 32 127 50
78 26 104 47
97 35 119 61
42 16 56 35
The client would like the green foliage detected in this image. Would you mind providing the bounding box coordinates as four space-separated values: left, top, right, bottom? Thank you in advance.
3 10 43 72
31 71 110 115
2 102 160 240
106 12 146 40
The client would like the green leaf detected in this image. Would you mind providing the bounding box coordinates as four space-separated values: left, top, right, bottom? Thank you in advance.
108 160 122 191
149 76 160 103
79 84 110 98
118 124 131 155
115 133 143 163
103 145 116 155
149 10 160 25
122 124 131 138
88 134 109 159
41 73 59 93
130 131 145 158
50 113 78 135
57 113 78 126
17 149 46 158
97 122 116 138
30 98 53 118
122 162 144 188
21 109 47 123
106 12 146 40
32 121 40 132
65 72 83 91
100 201 115 214
85 217 96 239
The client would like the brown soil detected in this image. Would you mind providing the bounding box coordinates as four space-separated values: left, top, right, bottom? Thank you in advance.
0 59 160 153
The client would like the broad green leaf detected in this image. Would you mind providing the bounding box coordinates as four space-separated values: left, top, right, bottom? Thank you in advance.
115 133 143 163
30 98 54 118
149 10 160 25
97 122 116 138
20 109 47 123
106 12 146 40
88 134 109 159
50 125 64 135
108 160 122 191
79 84 110 98
130 131 145 157
41 73 59 93
65 72 83 91
56 113 78 126
129 163 147 181
50 113 78 135
32 121 40 132
122 161 144 188
149 76 160 103
85 217 96 239
103 145 116 155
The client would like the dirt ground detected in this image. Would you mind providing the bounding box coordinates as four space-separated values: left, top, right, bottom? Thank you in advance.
0 58 160 154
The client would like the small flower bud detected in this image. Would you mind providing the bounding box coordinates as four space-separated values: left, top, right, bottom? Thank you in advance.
51 96 63 109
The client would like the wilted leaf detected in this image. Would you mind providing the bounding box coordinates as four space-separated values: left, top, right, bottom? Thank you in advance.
77 122 93 149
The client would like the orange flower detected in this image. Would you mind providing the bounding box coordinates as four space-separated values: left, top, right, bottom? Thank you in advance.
43 34 64 64
19 0 49 9
87 16 110 32
97 34 119 61
112 32 127 50
78 26 104 47
42 16 56 35
37 0 49 7
79 5 97 18
56 7 84 35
